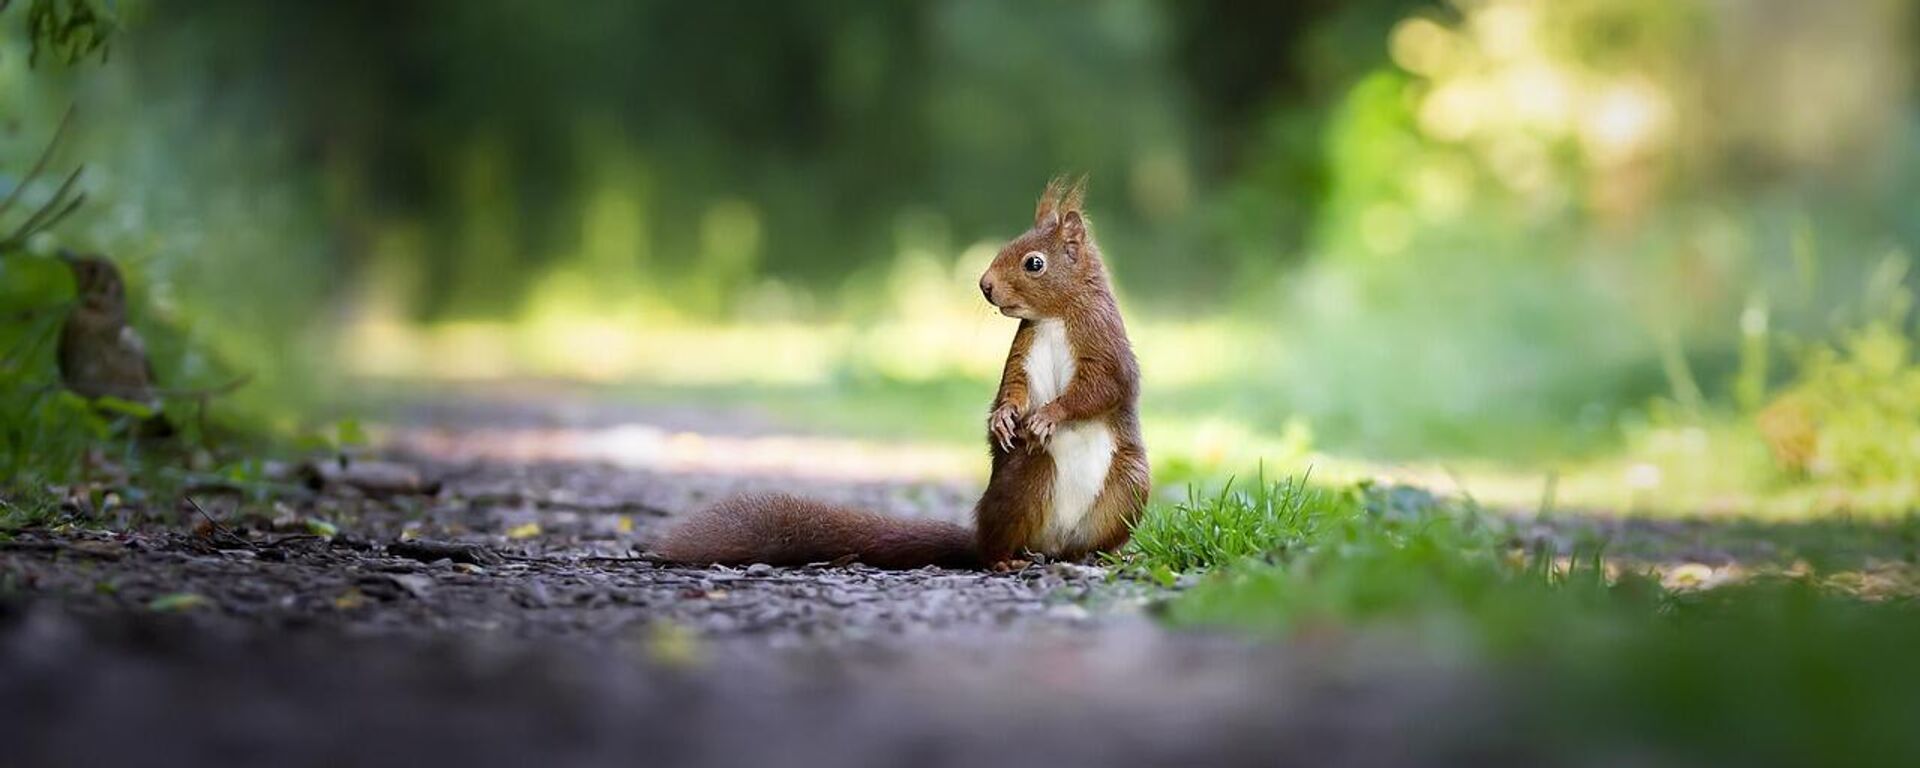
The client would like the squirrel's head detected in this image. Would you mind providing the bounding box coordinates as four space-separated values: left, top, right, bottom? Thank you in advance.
979 175 1100 321
60 250 128 317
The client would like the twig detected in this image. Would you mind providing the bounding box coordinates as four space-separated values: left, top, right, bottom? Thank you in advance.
9 188 85 246
0 107 86 255
259 533 325 549
0 105 74 220
387 538 504 566
183 494 250 548
7 165 84 242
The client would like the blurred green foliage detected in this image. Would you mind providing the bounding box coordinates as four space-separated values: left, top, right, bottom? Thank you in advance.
1782 324 1920 484
125 0 1362 311
1 0 1918 484
1 0 332 509
18 0 116 67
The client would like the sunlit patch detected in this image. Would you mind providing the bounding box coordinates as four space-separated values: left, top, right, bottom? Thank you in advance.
389 421 981 483
1580 80 1671 166
1469 1 1538 62
1389 16 1459 77
1417 79 1486 142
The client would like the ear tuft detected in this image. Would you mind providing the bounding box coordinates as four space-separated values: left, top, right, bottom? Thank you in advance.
1058 173 1089 217
1035 174 1073 228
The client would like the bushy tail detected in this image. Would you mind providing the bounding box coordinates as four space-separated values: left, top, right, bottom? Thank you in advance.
653 492 979 570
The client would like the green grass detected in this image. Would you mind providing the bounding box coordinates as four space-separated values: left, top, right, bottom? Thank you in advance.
1127 470 1920 764
1113 469 1352 578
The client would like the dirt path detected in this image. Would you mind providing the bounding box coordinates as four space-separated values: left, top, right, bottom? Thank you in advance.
0 388 1520 767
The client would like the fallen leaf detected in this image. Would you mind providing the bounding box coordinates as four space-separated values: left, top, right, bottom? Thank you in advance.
506 522 541 540
335 418 368 447
305 518 340 538
334 588 368 610
645 622 703 668
616 515 634 534
148 592 210 612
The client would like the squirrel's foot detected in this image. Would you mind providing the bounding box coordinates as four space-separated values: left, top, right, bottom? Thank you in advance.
989 559 1033 573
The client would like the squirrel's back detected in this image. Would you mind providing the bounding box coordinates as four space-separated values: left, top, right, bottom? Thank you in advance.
654 493 979 570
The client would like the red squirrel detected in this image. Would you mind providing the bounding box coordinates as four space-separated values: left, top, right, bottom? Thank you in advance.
655 176 1148 569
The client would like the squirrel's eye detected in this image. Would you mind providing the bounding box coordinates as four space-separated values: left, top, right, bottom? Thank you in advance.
1022 253 1046 273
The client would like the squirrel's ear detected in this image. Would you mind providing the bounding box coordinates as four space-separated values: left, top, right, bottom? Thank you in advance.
1036 208 1060 232
1061 210 1087 258
1056 174 1090 258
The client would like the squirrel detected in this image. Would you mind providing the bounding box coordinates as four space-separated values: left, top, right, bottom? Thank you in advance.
655 175 1149 570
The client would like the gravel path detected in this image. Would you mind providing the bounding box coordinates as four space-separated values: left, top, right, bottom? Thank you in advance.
0 389 1522 768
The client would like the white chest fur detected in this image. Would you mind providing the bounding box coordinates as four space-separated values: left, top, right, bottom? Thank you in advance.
1022 320 1116 551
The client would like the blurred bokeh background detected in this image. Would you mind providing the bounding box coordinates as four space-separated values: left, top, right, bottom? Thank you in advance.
4 0 1917 513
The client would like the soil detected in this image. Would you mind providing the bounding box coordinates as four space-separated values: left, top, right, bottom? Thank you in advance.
1 387 1531 768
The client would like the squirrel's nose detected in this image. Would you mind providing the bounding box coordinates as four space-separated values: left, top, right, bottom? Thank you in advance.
980 278 995 302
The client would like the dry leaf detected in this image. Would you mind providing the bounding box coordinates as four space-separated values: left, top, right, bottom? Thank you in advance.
148 592 209 612
645 622 702 668
506 522 541 540
334 588 368 610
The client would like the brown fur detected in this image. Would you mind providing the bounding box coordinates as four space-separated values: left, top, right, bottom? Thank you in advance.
656 175 1147 570
654 493 978 569
975 174 1148 563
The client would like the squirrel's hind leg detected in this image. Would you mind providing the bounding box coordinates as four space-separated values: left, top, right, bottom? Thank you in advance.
975 448 1052 565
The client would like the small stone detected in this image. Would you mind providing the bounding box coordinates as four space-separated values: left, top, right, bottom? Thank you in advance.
389 574 435 599
745 563 774 577
1046 562 1106 581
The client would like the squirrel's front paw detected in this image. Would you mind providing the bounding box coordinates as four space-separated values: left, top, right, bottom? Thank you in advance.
989 403 1022 452
1023 406 1060 449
